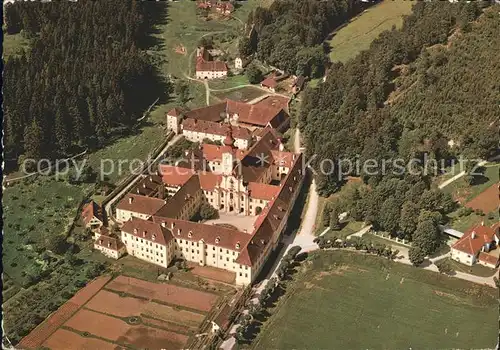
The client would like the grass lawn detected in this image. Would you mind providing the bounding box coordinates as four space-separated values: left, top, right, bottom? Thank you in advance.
308 77 322 88
149 1 242 79
3 177 93 285
364 233 411 249
314 179 365 235
447 210 497 233
328 1 414 63
3 32 30 59
211 85 266 103
442 163 499 203
254 251 497 350
85 125 167 184
443 258 497 278
324 221 365 240
208 74 250 90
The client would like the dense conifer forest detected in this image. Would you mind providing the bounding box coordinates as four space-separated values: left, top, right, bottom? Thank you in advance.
3 0 167 165
298 2 498 260
240 0 367 77
301 1 497 195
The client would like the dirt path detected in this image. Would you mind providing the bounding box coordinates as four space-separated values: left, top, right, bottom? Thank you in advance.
390 245 496 287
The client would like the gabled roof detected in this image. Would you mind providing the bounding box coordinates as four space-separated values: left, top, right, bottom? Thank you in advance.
236 129 281 182
451 224 498 256
154 175 202 218
158 164 196 187
248 182 280 201
202 144 245 162
184 102 227 122
226 99 285 128
122 217 173 246
151 217 252 251
270 150 296 168
182 119 251 139
95 235 124 251
196 59 228 72
260 77 277 88
199 171 223 191
478 252 499 266
182 100 287 128
116 194 167 216
236 153 304 266
131 175 164 197
82 201 103 226
167 107 184 117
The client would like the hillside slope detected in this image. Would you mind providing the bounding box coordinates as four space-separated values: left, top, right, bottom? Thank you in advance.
301 2 498 195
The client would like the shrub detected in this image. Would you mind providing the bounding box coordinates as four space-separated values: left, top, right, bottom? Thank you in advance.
457 207 473 217
436 260 454 275
199 202 219 220
474 209 485 216
246 63 263 84
45 235 68 254
409 246 425 266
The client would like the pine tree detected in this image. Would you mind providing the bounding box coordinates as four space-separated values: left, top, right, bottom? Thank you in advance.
23 118 43 165
96 96 109 140
55 108 71 154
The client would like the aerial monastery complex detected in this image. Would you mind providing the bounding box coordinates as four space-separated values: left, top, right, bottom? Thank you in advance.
91 99 303 285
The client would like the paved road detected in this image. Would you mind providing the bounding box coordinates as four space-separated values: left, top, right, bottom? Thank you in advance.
104 134 183 217
438 160 487 189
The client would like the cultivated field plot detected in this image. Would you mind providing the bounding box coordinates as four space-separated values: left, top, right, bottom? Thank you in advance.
20 275 225 349
328 1 414 63
466 183 498 213
254 251 497 349
254 95 290 111
18 276 112 349
189 263 236 284
212 86 267 103
105 275 219 312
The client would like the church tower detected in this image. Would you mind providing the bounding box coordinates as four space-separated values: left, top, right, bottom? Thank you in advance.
221 127 235 175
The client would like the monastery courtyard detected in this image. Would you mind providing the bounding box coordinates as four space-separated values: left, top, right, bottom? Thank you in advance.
204 213 259 234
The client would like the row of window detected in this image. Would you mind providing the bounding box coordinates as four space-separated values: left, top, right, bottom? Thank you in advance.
137 252 165 264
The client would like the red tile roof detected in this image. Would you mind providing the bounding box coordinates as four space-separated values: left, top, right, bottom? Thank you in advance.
158 164 195 187
81 201 103 226
271 150 296 168
182 119 251 140
237 153 304 266
131 175 164 197
166 107 184 117
199 171 222 190
451 224 498 256
154 175 202 218
478 252 499 267
116 194 167 216
122 217 174 246
248 182 280 201
182 100 287 129
201 144 245 162
184 102 227 122
196 59 228 72
226 99 286 128
151 217 252 252
95 235 124 251
260 77 277 88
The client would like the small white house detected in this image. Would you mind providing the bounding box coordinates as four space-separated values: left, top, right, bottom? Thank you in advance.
235 57 243 69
